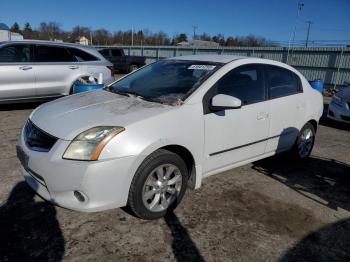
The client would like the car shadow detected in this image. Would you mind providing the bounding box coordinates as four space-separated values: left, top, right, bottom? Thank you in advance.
0 181 65 261
280 218 350 261
0 102 44 111
164 211 205 262
122 206 205 260
252 155 350 212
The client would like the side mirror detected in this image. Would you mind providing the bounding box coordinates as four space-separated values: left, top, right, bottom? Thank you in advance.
210 94 242 111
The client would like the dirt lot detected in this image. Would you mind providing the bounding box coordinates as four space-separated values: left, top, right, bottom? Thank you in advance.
0 98 350 262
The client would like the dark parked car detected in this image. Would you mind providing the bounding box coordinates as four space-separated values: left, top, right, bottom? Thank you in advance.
98 48 146 73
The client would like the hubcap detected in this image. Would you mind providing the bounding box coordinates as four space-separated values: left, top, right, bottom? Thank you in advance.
298 128 314 158
142 164 182 212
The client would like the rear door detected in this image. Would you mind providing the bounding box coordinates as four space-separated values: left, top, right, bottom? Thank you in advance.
33 45 80 96
264 65 306 153
0 43 36 101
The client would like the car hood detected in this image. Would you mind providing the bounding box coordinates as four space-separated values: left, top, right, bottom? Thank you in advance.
30 90 173 140
337 86 350 99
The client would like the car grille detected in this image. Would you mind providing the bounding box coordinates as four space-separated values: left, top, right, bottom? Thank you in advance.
24 120 58 152
340 115 350 122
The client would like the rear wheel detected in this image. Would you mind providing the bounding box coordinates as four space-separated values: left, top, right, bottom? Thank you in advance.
290 123 316 159
127 149 188 220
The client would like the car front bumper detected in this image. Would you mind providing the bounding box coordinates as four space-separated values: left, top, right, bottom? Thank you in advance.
17 128 138 212
327 101 350 124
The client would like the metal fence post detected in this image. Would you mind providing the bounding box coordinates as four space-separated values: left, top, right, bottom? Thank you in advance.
333 46 345 91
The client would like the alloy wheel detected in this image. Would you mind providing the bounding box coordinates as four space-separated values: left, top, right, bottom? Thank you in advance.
298 127 314 158
142 164 182 212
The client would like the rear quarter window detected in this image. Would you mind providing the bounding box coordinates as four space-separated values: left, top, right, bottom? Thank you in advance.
68 48 99 62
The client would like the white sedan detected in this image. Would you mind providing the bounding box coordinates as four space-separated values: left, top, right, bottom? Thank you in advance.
17 55 323 219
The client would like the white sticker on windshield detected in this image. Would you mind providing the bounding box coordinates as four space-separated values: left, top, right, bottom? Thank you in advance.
188 65 216 70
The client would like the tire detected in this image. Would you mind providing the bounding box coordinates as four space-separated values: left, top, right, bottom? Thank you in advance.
69 84 75 95
129 64 138 73
127 149 188 220
289 122 316 159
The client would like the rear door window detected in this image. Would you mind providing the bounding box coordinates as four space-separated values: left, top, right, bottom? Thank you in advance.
34 45 76 62
266 65 302 99
0 44 31 62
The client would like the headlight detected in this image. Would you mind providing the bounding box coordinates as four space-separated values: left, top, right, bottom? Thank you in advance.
63 126 125 161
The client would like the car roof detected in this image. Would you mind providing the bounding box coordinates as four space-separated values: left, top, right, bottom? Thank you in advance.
0 40 96 49
168 54 246 64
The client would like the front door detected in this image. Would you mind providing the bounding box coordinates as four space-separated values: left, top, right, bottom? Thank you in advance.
203 64 270 174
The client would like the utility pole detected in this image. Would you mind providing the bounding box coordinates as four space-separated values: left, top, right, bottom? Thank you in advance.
192 25 197 40
287 2 304 63
131 25 134 46
305 21 312 47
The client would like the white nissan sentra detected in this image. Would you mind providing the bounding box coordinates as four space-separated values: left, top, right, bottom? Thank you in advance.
17 55 323 219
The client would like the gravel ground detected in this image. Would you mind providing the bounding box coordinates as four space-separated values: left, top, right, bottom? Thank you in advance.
0 97 350 262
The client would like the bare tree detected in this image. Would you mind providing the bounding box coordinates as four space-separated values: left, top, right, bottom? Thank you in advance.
38 22 62 40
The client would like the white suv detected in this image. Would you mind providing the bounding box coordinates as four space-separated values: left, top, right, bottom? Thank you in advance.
0 40 115 104
17 55 323 220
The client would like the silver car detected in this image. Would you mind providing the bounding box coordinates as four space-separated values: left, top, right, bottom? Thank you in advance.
0 40 115 104
328 86 350 123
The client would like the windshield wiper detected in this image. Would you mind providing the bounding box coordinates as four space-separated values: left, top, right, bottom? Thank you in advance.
110 89 129 97
112 89 164 104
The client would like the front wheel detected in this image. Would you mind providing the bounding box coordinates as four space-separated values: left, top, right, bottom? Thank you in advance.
290 123 316 159
127 149 188 220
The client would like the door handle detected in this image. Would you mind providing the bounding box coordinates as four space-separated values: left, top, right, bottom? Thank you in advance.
257 112 269 120
69 65 79 70
19 66 32 71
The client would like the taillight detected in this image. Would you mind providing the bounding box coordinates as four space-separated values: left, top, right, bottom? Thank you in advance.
107 66 115 77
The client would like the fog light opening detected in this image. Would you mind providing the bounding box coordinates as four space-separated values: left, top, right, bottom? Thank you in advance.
74 190 86 202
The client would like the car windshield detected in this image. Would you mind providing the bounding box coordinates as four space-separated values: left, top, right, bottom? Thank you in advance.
107 59 223 105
